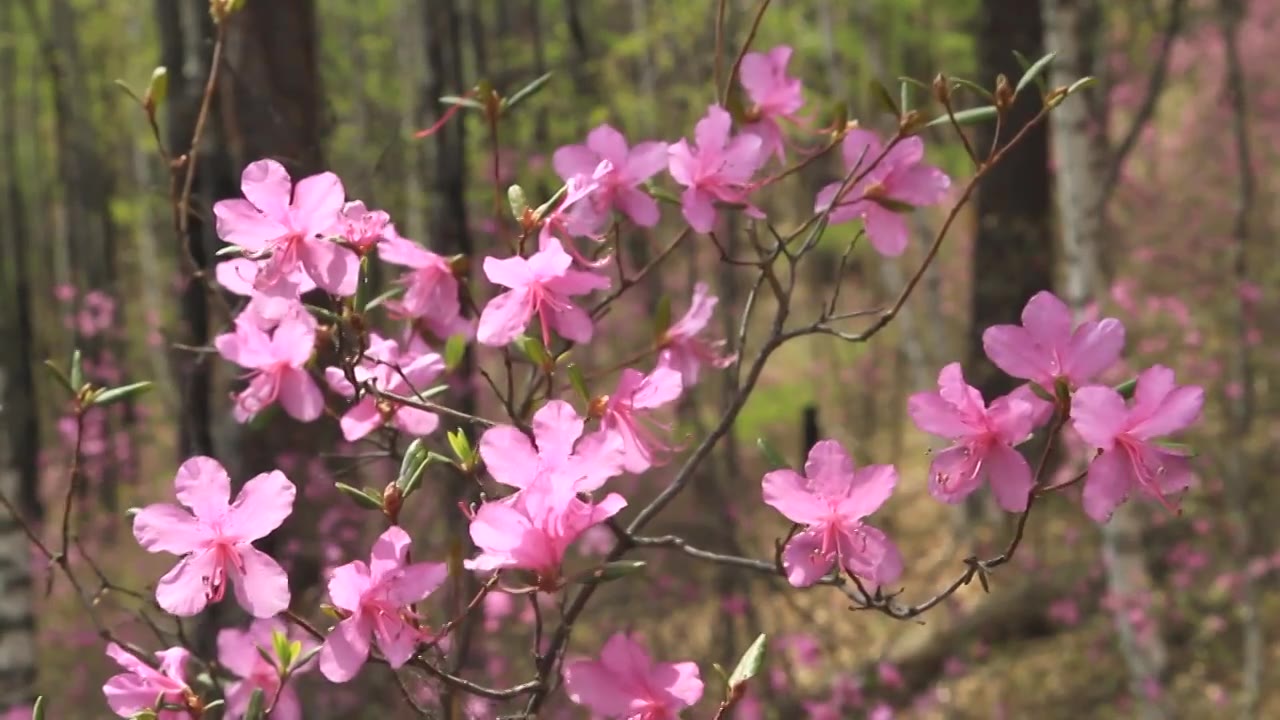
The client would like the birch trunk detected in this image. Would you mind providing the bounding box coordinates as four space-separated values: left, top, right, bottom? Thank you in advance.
0 368 36 711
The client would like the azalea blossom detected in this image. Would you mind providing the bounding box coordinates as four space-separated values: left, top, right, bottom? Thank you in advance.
762 439 902 587
338 200 394 254
102 644 193 719
739 45 805 162
377 232 464 340
814 129 950 256
1070 365 1203 521
132 456 295 618
319 525 449 682
983 291 1126 390
476 238 610 347
479 399 624 493
667 104 766 233
465 476 627 583
537 167 617 270
323 333 446 442
215 258 312 331
553 124 669 234
908 363 1043 511
215 311 324 423
217 618 316 720
213 158 358 296
656 282 736 386
597 367 684 473
563 632 704 719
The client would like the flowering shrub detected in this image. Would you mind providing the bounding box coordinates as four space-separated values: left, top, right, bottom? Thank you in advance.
7 6 1209 718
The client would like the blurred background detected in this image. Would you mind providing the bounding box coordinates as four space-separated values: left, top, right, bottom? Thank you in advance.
0 0 1277 718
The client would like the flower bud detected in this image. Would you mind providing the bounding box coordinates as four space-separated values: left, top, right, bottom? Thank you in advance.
932 73 950 105
994 74 1015 112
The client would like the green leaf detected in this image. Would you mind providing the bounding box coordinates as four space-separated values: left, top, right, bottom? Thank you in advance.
398 439 428 483
1112 378 1138 399
1015 51 1057 96
1028 382 1055 403
646 184 682 206
1154 440 1197 457
1066 76 1098 95
69 349 84 391
145 66 168 108
899 78 911 114
756 438 789 471
362 286 403 312
444 334 468 371
32 696 45 720
129 712 158 720
287 640 302 669
508 184 529 220
501 71 554 113
921 105 998 129
89 381 154 408
447 429 474 466
653 295 673 340
42 359 74 395
532 184 569 222
355 255 372 312
201 700 225 712
272 629 292 668
570 560 647 585
334 482 383 511
565 363 591 403
215 244 246 257
869 79 900 117
727 633 768 689
440 95 484 110
244 688 266 720
303 303 340 322
948 76 997 102
515 335 553 369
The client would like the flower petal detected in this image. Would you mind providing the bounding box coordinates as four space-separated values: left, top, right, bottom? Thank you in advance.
1063 317 1125 384
532 400 585 464
477 288 534 347
277 368 324 423
762 469 827 525
132 503 203 555
240 159 293 219
319 615 373 683
479 426 540 489
837 524 903 587
231 546 292 618
1070 386 1130 451
227 470 296 542
1082 448 1132 522
155 548 219 617
290 171 345 236
174 456 231 520
780 530 835 588
985 443 1033 512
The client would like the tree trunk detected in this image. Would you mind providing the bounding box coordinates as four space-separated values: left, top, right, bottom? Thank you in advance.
1044 1 1167 716
0 369 36 711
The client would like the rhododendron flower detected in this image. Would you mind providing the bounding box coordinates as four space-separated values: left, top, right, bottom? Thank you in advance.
102 644 192 719
1070 365 1203 521
378 232 463 338
213 158 358 296
319 525 449 682
657 282 736 386
465 476 627 582
668 104 765 232
598 367 684 473
480 400 624 493
323 333 445 441
739 45 804 162
983 291 1126 390
215 311 323 423
218 618 316 720
908 363 1042 511
762 439 902 587
537 167 620 271
132 457 295 617
553 124 669 234
338 200 393 254
563 632 704 719
477 238 609 347
814 129 950 256
216 258 313 331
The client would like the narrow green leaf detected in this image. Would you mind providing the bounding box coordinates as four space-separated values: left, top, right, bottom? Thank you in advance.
32 696 46 720
727 633 768 688
444 334 467 371
215 244 246 257
440 95 484 109
899 78 911 114
355 255 372 311
646 184 682 206
501 71 554 113
1066 76 1098 95
1012 49 1032 72
1015 51 1057 96
896 76 931 91
653 295 673 341
362 286 403 312
113 79 143 105
89 381 154 408
334 482 383 511
756 438 789 471
42 359 75 394
303 303 340 322
398 439 428 483
271 629 291 668
869 79 900 117
447 429 474 465
565 363 590 403
948 76 997 102
570 560 647 585
1154 440 1197 457
201 700 226 712
515 335 552 369
244 688 266 720
922 105 998 129
69 349 84 391
532 184 569 222
1113 378 1138 399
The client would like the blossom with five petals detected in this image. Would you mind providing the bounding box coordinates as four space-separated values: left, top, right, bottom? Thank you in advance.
553 124 669 235
102 644 193 719
215 312 324 423
217 618 316 720
323 333 446 442
477 238 609 347
563 632 704 719
656 282 736 386
667 105 766 233
598 367 684 474
982 290 1126 390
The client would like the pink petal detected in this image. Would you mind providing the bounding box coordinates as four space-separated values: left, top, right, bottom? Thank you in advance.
477 288 534 346
780 530 836 588
270 314 317 368
368 525 413 582
762 469 827 525
666 283 717 338
216 320 276 370
277 368 324 422
666 141 695 187
216 627 261 678
547 267 611 296
132 504 203 555
564 659 635 716
840 463 897 519
803 440 855 489
837 524 902 587
1069 386 1129 451
173 456 231 519
226 470 295 542
271 685 303 720
1131 385 1203 439
548 303 595 343
887 165 951 206
681 187 717 233
299 239 359 296
373 617 420 669
533 400 585 463
326 560 371 612
290 171 345 236
386 561 448 606
216 259 261 295
586 124 629 166
616 186 661 228
1082 448 1132 522
985 443 1033 512
393 406 440 437
840 129 883 170
982 325 1053 383
863 205 909 257
907 391 974 438
1064 317 1125 383
339 398 384 441
986 393 1040 444
1020 291 1073 349
479 426 540 488
240 159 293 219
631 367 684 409
319 616 372 683
377 234 436 268
231 546 292 618
598 632 654 686
214 198 288 251
693 104 732 151
552 143 600 181
623 141 670 184
927 444 983 504
155 548 219 616
650 660 705 710
483 255 534 289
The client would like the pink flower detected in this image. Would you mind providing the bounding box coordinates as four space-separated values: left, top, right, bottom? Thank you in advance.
739 45 804 162
465 477 627 582
338 200 393 253
215 312 324 423
599 367 684 473
537 168 618 270
657 283 736 386
217 618 316 720
908 363 1045 511
982 291 1126 390
1070 365 1203 521
318 526 448 682
552 124 669 234
563 632 704 719
477 238 609 347
667 105 766 233
479 400 624 493
215 258 313 331
377 232 464 338
762 440 902 588
213 159 358 296
814 129 950 256
102 644 192 719
132 457 295 617
323 333 445 441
